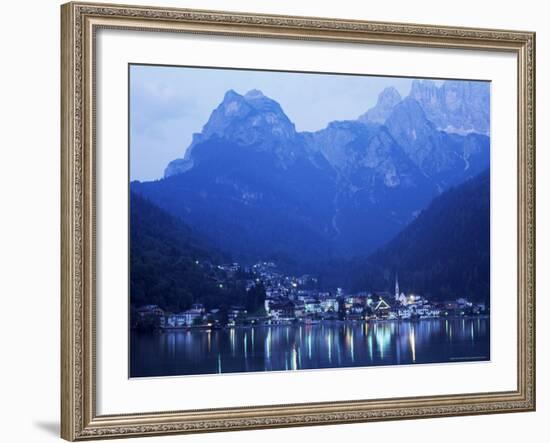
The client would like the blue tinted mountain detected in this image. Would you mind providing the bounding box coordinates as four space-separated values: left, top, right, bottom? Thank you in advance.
165 89 308 177
136 90 338 267
130 192 265 313
358 86 402 124
134 85 489 268
409 79 490 135
384 97 489 189
130 191 225 312
301 119 438 256
349 169 490 302
361 80 490 136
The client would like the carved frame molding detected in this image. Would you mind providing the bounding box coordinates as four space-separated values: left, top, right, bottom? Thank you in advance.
61 2 535 440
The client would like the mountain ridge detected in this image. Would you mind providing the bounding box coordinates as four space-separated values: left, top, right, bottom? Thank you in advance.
134 81 490 268
353 169 490 302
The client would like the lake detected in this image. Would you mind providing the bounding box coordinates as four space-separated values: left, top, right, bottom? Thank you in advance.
130 317 490 377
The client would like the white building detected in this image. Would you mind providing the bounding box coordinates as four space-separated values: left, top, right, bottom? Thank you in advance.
320 298 339 313
304 298 322 314
182 308 204 325
164 313 188 328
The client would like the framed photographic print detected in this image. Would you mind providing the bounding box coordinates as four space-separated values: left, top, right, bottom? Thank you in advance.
61 1 536 440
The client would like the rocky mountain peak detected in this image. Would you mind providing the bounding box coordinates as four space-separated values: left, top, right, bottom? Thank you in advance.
410 79 439 102
223 88 241 100
145 80 490 263
216 89 251 119
410 79 490 135
164 89 298 177
386 96 433 135
358 86 402 124
359 79 489 137
244 88 266 99
378 86 402 107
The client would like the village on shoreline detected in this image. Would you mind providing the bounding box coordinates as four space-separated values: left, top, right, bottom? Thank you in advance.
133 261 489 332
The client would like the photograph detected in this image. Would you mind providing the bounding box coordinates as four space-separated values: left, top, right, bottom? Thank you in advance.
55 2 536 440
129 65 491 378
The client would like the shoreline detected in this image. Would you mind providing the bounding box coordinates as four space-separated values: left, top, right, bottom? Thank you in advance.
134 315 490 333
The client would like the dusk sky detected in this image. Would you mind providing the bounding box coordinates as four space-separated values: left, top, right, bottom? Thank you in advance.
130 65 437 181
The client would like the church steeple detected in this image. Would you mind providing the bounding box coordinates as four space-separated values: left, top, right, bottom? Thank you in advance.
395 273 400 301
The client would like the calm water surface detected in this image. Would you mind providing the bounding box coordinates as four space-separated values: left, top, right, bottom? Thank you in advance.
130 317 490 377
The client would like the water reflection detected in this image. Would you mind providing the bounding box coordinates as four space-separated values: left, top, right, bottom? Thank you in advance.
130 317 490 377
409 327 416 363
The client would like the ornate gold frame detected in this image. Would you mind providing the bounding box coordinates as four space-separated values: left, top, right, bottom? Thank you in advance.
60 1 536 440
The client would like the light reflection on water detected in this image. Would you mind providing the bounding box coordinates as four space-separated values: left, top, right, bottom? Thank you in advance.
130 317 490 377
